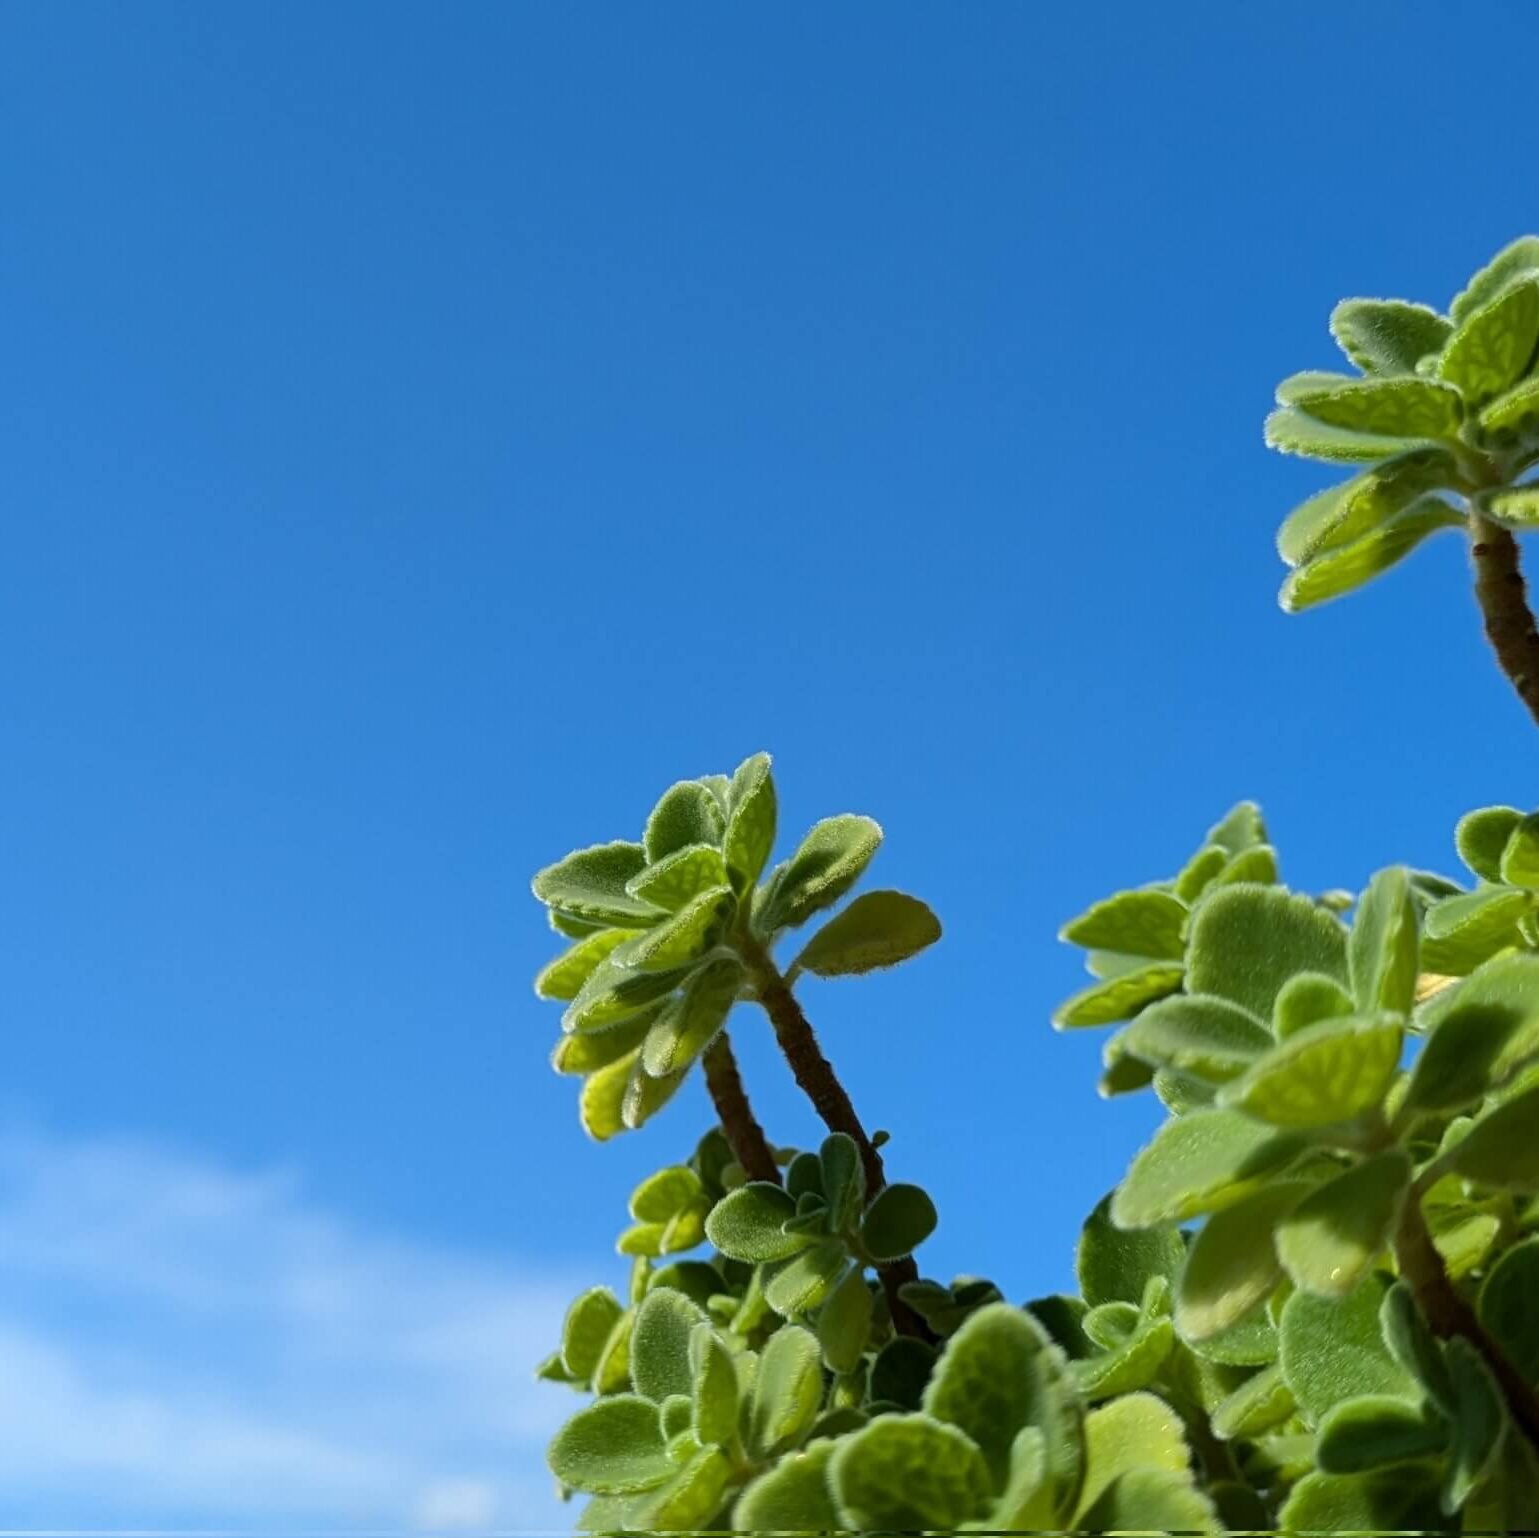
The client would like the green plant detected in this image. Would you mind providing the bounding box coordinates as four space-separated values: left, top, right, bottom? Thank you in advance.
530 241 1539 1533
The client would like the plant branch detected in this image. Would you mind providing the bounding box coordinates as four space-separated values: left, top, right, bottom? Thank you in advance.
702 1031 781 1187
1470 515 1539 731
1394 1191 1539 1454
740 936 931 1340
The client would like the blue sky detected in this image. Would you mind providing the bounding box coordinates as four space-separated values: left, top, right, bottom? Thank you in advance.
5 0 1539 1525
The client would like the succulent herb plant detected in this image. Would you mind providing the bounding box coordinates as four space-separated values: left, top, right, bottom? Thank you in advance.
530 241 1539 1534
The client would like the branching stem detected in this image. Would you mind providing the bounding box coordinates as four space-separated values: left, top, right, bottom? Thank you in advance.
1394 1191 1539 1454
740 936 931 1340
701 1032 781 1187
1470 515 1539 731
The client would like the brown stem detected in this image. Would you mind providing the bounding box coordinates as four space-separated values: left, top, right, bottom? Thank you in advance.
701 1031 781 1186
1395 1192 1539 1453
741 938 931 1341
1471 516 1539 731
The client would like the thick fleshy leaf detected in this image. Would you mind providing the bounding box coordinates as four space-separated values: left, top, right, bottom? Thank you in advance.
1316 1394 1447 1474
791 890 941 978
1404 952 1539 1112
764 1239 847 1316
1076 1470 1218 1535
688 1324 739 1449
1500 811 1539 888
643 781 724 864
870 1336 939 1410
860 1183 938 1263
535 928 631 1001
979 1427 1053 1532
1211 1362 1295 1441
1349 868 1420 1015
1276 449 1463 568
1273 971 1356 1039
818 1133 864 1233
579 1049 639 1141
748 1324 823 1458
1182 1304 1278 1368
641 957 743 1077
722 753 776 895
817 1266 873 1374
630 1289 706 1403
629 1446 734 1531
1174 843 1229 903
1072 1391 1195 1524
1444 1337 1505 1513
830 1412 992 1531
734 1441 839 1531
1278 1273 1414 1425
1265 403 1423 462
1217 1012 1402 1129
533 842 662 927
1059 889 1187 961
547 1394 675 1495
1280 496 1463 612
1176 1180 1312 1343
1187 884 1348 1023
1445 1082 1539 1191
612 885 734 972
1282 375 1462 437
766 815 883 931
620 1054 686 1132
1207 801 1267 855
1071 1278 1175 1402
705 1182 806 1264
1478 1236 1539 1385
629 1166 702 1224
1053 962 1184 1028
551 1008 657 1076
1458 808 1524 882
1278 1466 1446 1532
1380 1281 1456 1417
1330 298 1452 376
1420 885 1528 975
1112 1107 1305 1227
626 843 730 911
1120 994 1272 1082
561 1287 626 1383
1439 277 1539 404
563 959 691 1033
1480 375 1539 433
1076 1193 1185 1307
1276 1151 1410 1297
1212 843 1278 887
1452 235 1539 323
922 1302 1056 1490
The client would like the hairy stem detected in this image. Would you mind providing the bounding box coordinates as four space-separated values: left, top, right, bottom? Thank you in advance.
702 1032 781 1187
1395 1192 1539 1453
1470 515 1539 731
740 937 930 1340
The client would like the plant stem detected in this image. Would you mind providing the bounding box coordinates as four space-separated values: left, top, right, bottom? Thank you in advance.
701 1032 781 1187
1470 515 1539 731
1394 1191 1539 1453
740 936 931 1340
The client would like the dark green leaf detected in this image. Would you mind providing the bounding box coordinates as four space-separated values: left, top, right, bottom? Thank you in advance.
1444 1337 1505 1513
1446 1082 1539 1191
1277 1466 1448 1532
1478 1236 1539 1385
860 1183 938 1263
1316 1394 1447 1474
1076 1192 1186 1308
1380 1281 1456 1417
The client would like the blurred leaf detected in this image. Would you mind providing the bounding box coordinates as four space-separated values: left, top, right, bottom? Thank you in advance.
818 1266 874 1375
830 1413 992 1531
1446 1083 1539 1191
1500 811 1539 888
1444 1337 1505 1513
1273 971 1356 1040
1278 1465 1446 1531
734 1442 839 1531
1404 953 1539 1112
1478 1235 1539 1384
1072 1391 1197 1524
1380 1281 1456 1417
1211 1362 1295 1441
1479 375 1539 432
1421 885 1528 975
1315 1394 1446 1474
1276 1151 1410 1297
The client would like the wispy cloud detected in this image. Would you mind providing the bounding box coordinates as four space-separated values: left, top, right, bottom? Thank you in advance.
0 1127 581 1529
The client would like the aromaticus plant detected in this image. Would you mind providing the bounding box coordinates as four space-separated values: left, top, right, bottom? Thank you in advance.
530 240 1539 1533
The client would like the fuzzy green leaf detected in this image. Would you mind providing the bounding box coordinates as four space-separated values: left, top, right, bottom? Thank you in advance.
644 782 724 864
1331 298 1452 376
734 1441 839 1531
1211 1362 1295 1441
1264 404 1425 463
1278 1465 1446 1532
1053 962 1184 1028
563 959 691 1033
764 1239 847 1316
1380 1281 1456 1417
629 1446 734 1531
688 1325 739 1449
561 1287 626 1384
1500 811 1539 888
551 1009 657 1076
705 1182 806 1264
860 1183 938 1263
748 1323 823 1458
1076 1193 1186 1308
767 815 883 932
1445 1337 1506 1514
1076 1469 1219 1534
620 1054 686 1132
1283 375 1462 437
817 1266 873 1374
818 1132 865 1233
1280 496 1463 612
641 956 743 1077
1488 486 1539 528
1187 883 1348 1023
1059 888 1187 961
1113 1107 1306 1227
831 1412 992 1531
1439 277 1539 404
630 1289 705 1404
533 842 662 928
547 1393 675 1495
1119 994 1273 1082
1315 1394 1447 1474
535 928 631 1002
791 890 941 978
1072 1391 1198 1525
1478 1236 1539 1386
612 885 734 972
1273 971 1356 1039
1446 1083 1539 1191
1276 1151 1410 1298
1404 952 1539 1112
1177 1180 1312 1343
722 753 777 895
1279 1273 1414 1425
578 1049 639 1141
1453 235 1539 323
1218 1013 1402 1129
626 843 730 911
1421 885 1529 976
1350 867 1420 1016
1479 375 1539 433
1071 1278 1175 1402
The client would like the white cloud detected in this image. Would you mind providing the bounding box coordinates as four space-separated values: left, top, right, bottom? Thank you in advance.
0 1126 582 1529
